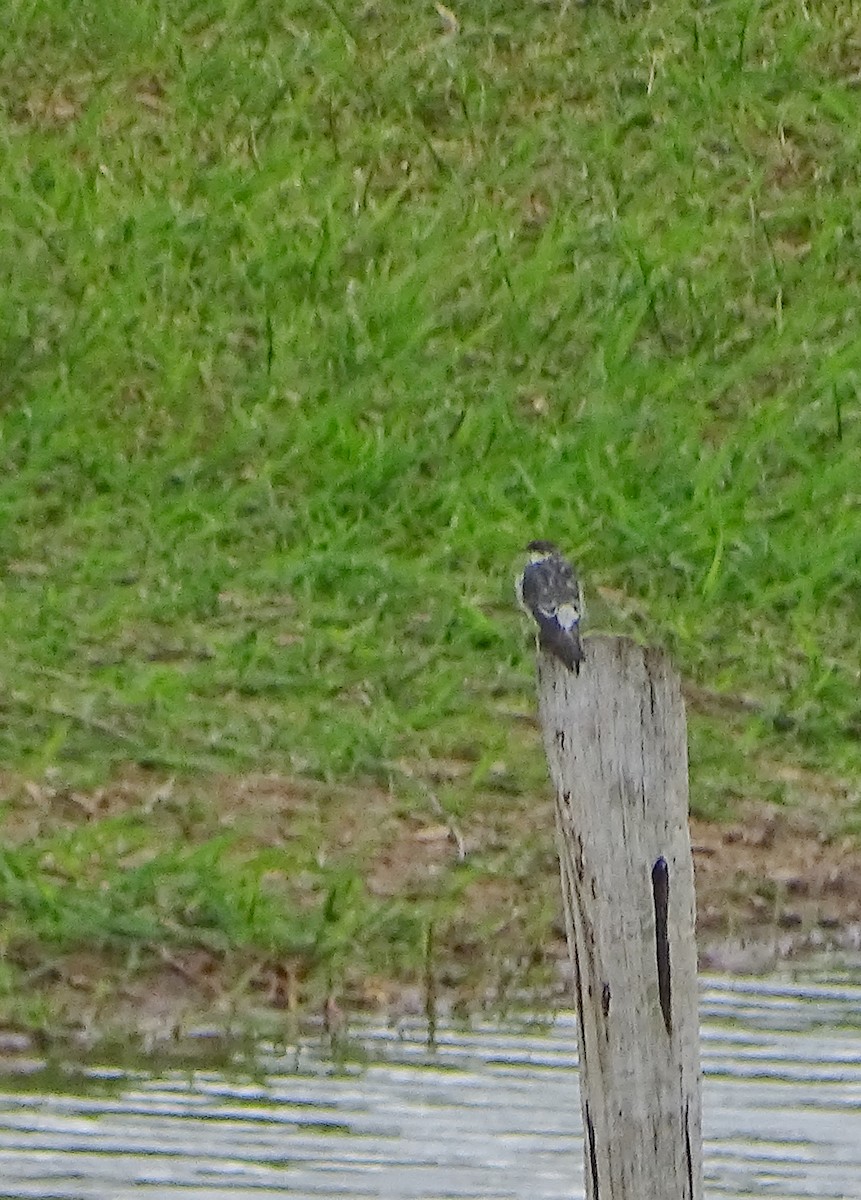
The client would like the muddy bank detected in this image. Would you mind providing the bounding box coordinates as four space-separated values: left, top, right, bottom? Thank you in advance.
1 770 860 1058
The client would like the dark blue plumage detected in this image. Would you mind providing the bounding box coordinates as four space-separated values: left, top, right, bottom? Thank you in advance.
516 540 584 673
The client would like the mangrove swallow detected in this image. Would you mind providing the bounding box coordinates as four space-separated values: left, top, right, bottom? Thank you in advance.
516 540 584 674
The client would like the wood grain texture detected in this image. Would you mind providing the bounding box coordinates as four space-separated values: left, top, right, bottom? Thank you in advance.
538 634 702 1200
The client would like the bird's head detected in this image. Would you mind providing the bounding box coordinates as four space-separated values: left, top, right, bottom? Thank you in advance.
525 539 560 562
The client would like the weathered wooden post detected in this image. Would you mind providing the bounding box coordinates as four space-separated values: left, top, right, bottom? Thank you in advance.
538 635 702 1199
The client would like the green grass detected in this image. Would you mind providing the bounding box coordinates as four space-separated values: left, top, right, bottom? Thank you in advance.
1 0 860 1020
0 805 420 970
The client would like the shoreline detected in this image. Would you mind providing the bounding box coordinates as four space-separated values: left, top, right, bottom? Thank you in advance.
1 781 860 1062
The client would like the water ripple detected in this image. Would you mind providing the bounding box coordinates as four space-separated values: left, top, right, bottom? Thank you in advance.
2 974 861 1198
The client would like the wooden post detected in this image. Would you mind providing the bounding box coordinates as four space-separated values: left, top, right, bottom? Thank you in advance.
537 635 702 1200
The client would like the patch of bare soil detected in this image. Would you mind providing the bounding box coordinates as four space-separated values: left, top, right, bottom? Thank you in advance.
692 799 861 972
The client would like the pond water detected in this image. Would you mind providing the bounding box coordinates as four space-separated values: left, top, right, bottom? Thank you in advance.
2 974 861 1198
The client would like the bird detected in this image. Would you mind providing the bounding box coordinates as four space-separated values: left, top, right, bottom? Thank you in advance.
516 540 584 674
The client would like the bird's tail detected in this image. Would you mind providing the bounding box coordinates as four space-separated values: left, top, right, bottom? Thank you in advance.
539 623 584 674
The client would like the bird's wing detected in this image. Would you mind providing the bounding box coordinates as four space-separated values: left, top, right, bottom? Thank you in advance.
518 562 546 612
520 557 583 627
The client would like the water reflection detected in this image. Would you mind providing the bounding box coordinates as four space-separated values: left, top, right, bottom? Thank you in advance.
1 975 861 1198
